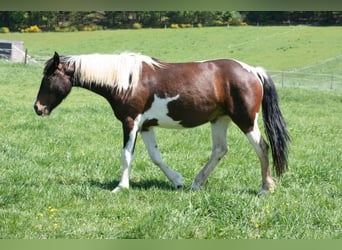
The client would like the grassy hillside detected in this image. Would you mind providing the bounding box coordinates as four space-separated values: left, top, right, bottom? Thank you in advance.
0 26 341 239
2 26 341 72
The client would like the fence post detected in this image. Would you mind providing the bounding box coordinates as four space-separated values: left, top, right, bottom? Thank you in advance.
330 74 333 89
24 49 28 65
281 71 284 87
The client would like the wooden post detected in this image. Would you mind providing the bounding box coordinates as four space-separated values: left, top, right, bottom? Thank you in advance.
24 48 28 64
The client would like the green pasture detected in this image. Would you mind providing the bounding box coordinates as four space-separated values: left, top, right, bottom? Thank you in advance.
2 25 342 71
0 26 341 239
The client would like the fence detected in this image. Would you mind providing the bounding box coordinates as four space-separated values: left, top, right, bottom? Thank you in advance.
1 47 341 90
269 71 342 90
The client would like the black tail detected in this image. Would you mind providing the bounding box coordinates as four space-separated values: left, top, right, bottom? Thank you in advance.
257 68 290 177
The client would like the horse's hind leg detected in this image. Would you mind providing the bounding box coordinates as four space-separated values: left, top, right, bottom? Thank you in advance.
141 128 184 189
245 114 275 195
190 116 230 190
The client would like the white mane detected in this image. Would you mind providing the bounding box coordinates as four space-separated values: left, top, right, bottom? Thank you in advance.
66 52 162 92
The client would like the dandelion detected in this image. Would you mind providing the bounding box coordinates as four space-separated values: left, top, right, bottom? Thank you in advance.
255 223 260 228
36 206 60 236
48 206 58 212
265 204 270 214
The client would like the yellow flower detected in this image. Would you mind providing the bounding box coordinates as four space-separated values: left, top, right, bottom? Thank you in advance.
48 206 58 212
265 204 270 214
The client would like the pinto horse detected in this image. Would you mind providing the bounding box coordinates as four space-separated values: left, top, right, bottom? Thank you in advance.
34 52 290 195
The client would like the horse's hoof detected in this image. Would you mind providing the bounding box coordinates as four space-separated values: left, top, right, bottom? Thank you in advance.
257 187 274 196
111 185 128 193
190 183 201 190
172 173 184 189
111 187 121 193
257 189 268 196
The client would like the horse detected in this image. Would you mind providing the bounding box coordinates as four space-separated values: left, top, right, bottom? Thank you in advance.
34 51 290 195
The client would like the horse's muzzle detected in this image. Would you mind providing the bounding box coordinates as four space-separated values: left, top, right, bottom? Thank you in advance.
34 101 50 116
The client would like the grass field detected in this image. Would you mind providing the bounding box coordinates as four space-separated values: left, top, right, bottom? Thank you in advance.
0 26 341 239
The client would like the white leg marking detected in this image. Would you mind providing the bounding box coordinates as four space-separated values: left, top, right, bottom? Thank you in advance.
112 115 142 193
141 129 184 188
191 116 230 190
245 113 275 195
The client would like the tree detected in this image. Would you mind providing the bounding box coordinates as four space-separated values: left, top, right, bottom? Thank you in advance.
0 11 340 31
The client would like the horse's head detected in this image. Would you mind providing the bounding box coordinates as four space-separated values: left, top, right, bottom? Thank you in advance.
34 52 74 116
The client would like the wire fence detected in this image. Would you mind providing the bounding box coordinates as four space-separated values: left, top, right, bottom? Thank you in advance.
27 51 342 90
269 71 342 90
1 47 342 90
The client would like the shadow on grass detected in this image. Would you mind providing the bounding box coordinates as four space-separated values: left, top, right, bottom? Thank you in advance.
89 179 262 196
246 189 259 196
89 178 175 191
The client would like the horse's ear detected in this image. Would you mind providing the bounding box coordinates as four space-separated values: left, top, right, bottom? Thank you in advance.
53 52 60 67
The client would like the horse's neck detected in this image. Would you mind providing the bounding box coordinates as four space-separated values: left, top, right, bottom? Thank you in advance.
73 80 117 100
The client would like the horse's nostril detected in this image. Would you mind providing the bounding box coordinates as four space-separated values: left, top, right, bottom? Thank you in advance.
34 106 42 115
34 102 43 116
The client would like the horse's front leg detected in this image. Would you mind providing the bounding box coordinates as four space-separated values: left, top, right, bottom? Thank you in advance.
112 116 141 193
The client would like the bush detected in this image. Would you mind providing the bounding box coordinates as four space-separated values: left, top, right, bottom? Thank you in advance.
54 26 71 32
170 23 198 29
170 23 179 29
228 18 243 25
79 24 103 31
0 27 10 33
180 23 193 28
215 20 226 26
21 25 42 33
132 22 142 29
54 24 104 32
228 11 244 25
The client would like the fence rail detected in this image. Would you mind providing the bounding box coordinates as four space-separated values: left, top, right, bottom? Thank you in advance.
1 48 341 90
269 70 342 90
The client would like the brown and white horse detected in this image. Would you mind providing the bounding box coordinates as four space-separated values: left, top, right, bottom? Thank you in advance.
34 52 290 195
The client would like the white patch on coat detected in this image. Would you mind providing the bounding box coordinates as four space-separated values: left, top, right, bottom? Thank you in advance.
142 94 182 129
